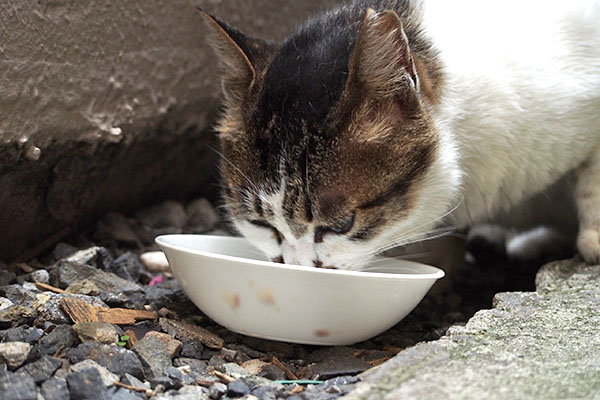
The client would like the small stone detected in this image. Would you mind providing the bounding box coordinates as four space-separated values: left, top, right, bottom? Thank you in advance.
28 270 49 284
0 297 13 311
159 318 224 349
65 280 100 296
136 200 187 229
66 367 110 400
150 375 178 390
36 324 74 357
41 377 70 400
0 326 43 344
0 342 31 369
177 385 211 399
208 354 225 367
121 372 150 389
227 379 250 397
0 285 38 306
73 322 119 344
0 371 37 400
16 355 61 383
51 261 145 308
185 198 220 233
242 375 273 390
218 363 251 379
240 359 268 375
308 346 371 380
133 334 172 379
0 270 16 286
96 213 140 247
143 331 182 358
52 243 78 261
173 358 208 375
0 306 35 329
112 252 142 282
258 364 286 381
62 246 113 269
105 387 141 400
209 381 228 399
180 339 204 358
251 386 276 400
68 342 144 379
165 366 195 386
139 251 170 273
144 281 188 310
70 359 119 387
220 347 237 362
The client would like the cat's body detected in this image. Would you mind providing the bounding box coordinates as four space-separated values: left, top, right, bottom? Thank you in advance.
201 0 600 269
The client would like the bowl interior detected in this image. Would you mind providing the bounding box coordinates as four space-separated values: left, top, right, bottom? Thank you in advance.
156 234 444 278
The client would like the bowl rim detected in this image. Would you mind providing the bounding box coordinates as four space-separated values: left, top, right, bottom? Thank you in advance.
155 234 445 280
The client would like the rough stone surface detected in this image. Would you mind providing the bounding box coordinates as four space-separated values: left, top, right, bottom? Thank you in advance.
66 367 110 400
51 261 145 307
16 355 62 383
133 334 172 380
70 359 119 387
143 331 182 358
68 342 144 379
73 322 120 345
36 324 74 357
41 377 70 400
0 372 37 400
345 259 600 400
0 342 31 369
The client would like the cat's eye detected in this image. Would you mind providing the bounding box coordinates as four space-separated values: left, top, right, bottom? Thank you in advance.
314 212 356 243
249 219 283 244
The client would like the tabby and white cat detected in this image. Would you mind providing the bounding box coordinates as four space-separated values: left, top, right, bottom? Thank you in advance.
200 0 600 269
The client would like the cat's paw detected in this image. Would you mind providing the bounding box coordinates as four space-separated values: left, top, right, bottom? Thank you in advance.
577 227 600 264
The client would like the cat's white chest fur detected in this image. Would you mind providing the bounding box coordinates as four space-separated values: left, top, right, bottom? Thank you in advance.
422 0 600 234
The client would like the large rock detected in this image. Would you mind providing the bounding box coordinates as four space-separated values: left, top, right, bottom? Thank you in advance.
345 258 600 400
0 0 339 263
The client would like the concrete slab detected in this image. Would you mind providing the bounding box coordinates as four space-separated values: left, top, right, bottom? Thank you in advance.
345 258 600 400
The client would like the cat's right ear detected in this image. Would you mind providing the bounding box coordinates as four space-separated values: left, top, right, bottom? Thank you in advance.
345 9 419 103
197 8 267 101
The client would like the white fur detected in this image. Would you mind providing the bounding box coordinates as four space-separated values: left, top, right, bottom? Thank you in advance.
420 0 600 263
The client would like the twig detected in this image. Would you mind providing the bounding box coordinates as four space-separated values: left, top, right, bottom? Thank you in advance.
271 357 298 380
112 381 152 396
197 379 216 388
213 370 235 384
35 282 65 294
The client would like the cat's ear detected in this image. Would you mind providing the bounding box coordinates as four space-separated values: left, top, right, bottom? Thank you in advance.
198 9 269 101
346 9 419 100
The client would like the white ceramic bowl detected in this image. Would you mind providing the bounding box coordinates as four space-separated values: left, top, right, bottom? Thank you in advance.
156 234 444 345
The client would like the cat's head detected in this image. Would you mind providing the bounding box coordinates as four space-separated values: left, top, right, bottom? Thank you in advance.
200 7 460 269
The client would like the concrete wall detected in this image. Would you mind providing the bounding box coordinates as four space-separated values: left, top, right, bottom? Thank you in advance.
0 0 340 261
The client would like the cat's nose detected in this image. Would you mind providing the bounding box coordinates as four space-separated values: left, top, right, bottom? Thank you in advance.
313 260 323 268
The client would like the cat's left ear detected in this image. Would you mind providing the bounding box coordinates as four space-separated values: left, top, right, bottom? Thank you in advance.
198 9 272 101
346 9 419 101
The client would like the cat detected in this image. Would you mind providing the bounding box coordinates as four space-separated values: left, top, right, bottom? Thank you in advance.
199 0 600 270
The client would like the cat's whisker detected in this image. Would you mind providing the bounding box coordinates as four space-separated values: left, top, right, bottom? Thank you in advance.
374 197 464 254
209 146 261 197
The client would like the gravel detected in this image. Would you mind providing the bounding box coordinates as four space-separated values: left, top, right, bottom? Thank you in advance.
0 197 547 399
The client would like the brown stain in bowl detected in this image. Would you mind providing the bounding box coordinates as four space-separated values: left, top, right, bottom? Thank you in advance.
257 288 275 305
222 292 240 309
314 329 331 337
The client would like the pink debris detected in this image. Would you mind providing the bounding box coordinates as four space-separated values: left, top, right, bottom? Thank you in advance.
148 274 164 286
